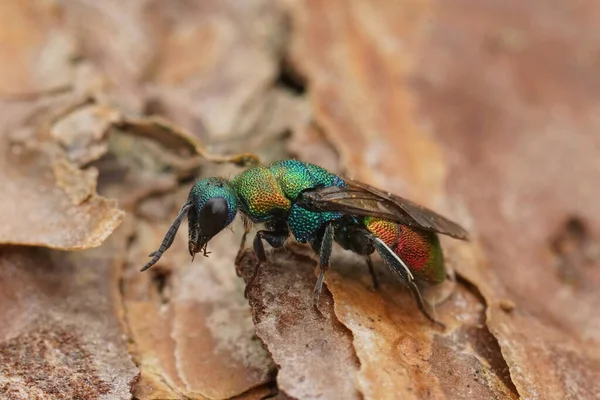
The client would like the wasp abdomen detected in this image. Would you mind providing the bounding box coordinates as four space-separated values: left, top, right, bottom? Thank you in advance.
364 217 445 284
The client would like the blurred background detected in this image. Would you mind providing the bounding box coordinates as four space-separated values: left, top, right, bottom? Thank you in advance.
1 1 599 399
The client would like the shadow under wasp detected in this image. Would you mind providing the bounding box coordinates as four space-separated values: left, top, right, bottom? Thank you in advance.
142 159 468 327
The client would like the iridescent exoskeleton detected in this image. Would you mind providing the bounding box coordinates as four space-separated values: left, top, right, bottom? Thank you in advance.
142 160 468 327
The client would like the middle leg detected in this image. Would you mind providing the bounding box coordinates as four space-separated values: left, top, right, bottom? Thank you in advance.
311 222 335 311
365 255 380 290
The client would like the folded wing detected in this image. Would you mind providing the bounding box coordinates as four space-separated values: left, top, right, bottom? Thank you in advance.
298 179 468 240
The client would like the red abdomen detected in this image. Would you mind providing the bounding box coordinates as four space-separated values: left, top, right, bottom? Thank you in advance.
363 217 445 284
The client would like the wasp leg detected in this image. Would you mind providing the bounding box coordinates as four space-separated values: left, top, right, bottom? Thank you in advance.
246 230 288 298
365 255 380 290
202 242 211 257
372 237 445 329
312 223 335 312
235 216 253 273
235 230 249 276
142 201 193 272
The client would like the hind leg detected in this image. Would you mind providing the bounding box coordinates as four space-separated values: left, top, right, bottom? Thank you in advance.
372 237 444 328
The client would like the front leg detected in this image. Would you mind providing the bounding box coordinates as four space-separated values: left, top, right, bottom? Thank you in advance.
245 229 289 298
235 215 253 275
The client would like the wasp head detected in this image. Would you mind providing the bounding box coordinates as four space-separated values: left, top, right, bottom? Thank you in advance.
187 177 238 258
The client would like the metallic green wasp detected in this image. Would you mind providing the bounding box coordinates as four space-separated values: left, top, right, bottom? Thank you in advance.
142 159 468 327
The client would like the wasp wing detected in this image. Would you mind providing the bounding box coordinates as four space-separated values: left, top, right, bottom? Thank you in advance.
298 179 468 240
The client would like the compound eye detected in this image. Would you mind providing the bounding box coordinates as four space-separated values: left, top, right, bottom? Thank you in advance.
198 197 230 240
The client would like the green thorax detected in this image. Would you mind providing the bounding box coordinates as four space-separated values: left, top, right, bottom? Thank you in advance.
231 160 346 223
